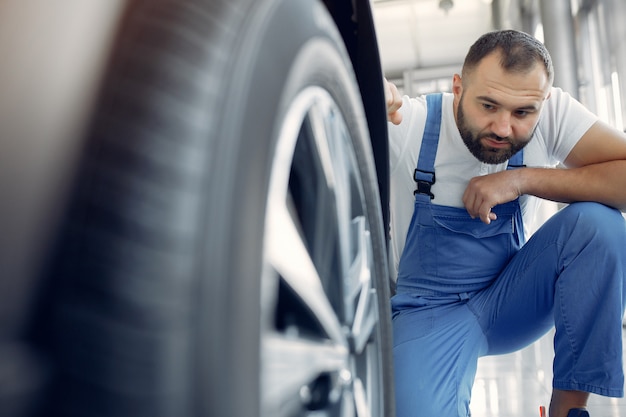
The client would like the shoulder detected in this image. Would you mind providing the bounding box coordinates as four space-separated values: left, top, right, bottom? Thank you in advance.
538 87 597 128
388 94 427 172
390 92 454 141
389 92 456 172
532 87 598 163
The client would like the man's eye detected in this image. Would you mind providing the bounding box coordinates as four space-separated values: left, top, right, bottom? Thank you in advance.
515 110 529 117
482 103 494 110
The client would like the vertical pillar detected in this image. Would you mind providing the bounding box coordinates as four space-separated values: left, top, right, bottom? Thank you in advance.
539 0 580 98
575 7 599 113
604 0 626 130
520 0 540 37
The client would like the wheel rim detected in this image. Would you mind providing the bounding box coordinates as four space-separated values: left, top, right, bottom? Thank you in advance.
261 86 383 417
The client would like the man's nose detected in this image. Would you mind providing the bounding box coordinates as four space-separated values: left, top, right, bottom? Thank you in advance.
491 112 512 138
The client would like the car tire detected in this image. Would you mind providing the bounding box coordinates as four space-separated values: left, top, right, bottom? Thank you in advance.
34 0 394 416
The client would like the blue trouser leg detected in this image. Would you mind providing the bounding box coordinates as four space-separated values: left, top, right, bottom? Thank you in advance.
392 203 626 417
471 202 626 396
393 298 488 417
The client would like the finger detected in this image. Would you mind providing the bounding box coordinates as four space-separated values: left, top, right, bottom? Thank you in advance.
388 110 403 125
386 83 401 109
384 79 403 124
480 211 497 224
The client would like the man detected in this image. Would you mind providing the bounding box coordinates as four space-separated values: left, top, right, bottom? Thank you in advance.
384 29 626 417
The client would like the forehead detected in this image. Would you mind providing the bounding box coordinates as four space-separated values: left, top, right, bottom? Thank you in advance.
465 52 551 107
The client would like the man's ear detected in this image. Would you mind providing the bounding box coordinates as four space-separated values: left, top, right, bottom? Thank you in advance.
452 74 463 97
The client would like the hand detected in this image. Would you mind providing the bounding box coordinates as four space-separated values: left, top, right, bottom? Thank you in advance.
462 170 523 224
384 78 403 125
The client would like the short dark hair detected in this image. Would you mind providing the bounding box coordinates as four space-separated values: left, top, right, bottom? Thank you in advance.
462 29 554 84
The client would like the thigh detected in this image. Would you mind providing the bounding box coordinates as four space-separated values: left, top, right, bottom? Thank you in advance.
393 300 487 417
467 212 565 354
468 202 626 355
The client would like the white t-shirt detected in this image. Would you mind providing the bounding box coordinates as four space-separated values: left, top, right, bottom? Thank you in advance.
388 88 598 278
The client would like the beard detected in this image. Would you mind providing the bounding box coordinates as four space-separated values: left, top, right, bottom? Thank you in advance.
456 95 535 164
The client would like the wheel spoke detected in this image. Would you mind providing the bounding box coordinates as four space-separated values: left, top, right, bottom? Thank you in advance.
266 196 346 345
313 102 354 274
353 377 372 417
262 332 349 411
348 218 378 354
351 287 378 355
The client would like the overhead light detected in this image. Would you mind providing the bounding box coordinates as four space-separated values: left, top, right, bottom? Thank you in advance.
439 0 454 13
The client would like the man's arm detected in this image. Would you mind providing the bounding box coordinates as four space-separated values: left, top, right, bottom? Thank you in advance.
523 120 626 209
464 120 626 223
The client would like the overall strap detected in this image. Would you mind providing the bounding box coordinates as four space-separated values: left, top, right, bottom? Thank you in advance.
507 148 525 169
414 93 443 199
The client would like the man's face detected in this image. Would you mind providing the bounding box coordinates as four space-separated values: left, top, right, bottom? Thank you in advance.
456 92 538 164
453 52 551 164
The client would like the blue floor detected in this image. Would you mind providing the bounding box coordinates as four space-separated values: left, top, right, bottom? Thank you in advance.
470 327 626 417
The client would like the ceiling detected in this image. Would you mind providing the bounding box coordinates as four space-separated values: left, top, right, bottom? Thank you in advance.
371 0 496 81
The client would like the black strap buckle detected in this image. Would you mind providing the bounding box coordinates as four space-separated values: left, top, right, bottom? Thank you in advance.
413 169 436 199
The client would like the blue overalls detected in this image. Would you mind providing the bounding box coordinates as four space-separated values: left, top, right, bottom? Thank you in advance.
391 93 626 417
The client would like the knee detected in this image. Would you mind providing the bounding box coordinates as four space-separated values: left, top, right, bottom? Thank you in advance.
559 202 626 247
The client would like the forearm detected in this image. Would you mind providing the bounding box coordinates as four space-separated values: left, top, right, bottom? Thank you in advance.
519 160 626 212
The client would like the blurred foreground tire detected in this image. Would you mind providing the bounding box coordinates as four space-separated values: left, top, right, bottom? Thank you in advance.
35 0 394 416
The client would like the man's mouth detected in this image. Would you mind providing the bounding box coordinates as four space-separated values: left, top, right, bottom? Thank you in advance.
482 137 510 149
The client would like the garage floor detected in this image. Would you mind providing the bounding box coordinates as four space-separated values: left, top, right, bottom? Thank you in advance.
470 327 626 417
